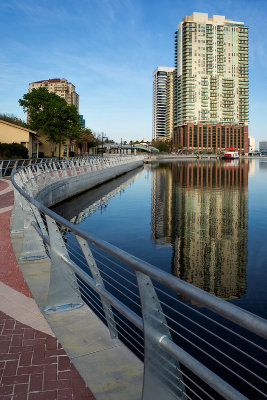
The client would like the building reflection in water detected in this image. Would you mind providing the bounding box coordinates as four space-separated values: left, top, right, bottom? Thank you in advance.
151 160 248 300
259 160 267 170
248 159 255 176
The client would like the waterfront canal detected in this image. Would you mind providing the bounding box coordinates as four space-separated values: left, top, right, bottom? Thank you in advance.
53 159 267 399
54 159 267 320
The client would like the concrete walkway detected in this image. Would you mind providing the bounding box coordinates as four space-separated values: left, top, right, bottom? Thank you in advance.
0 178 95 400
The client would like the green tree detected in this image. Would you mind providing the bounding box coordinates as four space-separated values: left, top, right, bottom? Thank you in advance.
153 140 170 153
19 88 82 156
0 113 27 128
76 128 96 152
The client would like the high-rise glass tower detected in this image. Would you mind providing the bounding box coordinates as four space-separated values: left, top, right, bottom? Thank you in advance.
173 12 249 153
153 67 175 141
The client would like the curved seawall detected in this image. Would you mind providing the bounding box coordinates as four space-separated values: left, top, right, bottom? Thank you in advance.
35 158 144 207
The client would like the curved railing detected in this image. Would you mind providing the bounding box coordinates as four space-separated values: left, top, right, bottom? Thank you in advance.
0 157 58 177
11 157 267 400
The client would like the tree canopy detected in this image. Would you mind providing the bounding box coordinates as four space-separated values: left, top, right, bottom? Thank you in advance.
19 88 82 145
76 128 96 148
152 140 170 153
0 113 27 128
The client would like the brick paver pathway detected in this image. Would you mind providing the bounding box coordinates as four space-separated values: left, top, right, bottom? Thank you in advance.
0 179 31 297
0 311 95 400
0 178 95 399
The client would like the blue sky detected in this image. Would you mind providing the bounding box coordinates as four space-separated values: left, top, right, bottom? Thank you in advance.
0 0 266 145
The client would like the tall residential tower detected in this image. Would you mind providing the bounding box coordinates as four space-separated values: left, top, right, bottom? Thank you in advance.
173 12 249 153
153 67 175 141
29 78 79 111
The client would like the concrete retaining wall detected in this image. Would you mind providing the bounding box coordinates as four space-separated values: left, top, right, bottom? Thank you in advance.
35 159 143 207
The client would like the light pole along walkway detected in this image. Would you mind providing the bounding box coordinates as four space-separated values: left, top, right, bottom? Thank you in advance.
0 177 95 400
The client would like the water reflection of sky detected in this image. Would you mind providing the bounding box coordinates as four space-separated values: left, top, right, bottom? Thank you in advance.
55 159 267 319
246 159 267 318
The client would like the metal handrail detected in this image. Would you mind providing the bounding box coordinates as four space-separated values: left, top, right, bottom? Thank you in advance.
30 221 266 400
0 157 57 177
13 172 267 340
0 155 126 177
10 157 267 400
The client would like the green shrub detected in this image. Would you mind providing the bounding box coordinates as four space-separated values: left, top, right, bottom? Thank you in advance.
0 142 28 159
153 141 170 152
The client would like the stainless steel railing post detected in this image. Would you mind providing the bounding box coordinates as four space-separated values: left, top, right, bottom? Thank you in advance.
18 197 47 261
135 271 187 400
43 215 84 314
10 188 24 234
76 236 118 339
11 160 18 176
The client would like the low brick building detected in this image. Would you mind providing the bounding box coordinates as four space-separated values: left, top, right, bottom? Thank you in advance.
173 123 249 153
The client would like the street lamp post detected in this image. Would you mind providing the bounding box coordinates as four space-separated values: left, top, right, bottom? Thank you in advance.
101 132 107 157
59 121 70 160
59 121 63 160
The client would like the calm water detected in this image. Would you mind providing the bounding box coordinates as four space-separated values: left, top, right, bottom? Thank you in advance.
55 159 267 319
54 159 267 399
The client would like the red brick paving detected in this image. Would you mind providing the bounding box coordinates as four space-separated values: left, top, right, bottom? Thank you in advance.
0 180 32 298
0 180 9 191
0 178 96 399
0 311 95 399
0 179 32 297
